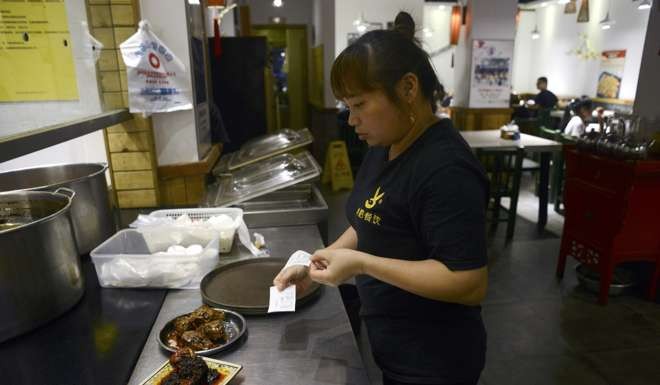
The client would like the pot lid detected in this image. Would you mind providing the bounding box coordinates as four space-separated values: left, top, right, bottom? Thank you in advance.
206 151 321 207
213 128 313 174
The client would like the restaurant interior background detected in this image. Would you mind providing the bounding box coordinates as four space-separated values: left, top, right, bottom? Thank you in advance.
1 0 660 384
0 0 656 170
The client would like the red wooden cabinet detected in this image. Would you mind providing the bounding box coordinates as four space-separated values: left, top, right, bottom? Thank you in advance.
557 147 660 304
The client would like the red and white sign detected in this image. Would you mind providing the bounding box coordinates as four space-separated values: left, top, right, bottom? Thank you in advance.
119 20 192 114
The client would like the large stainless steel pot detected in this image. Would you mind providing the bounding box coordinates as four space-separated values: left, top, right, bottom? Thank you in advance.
0 189 84 342
0 163 115 254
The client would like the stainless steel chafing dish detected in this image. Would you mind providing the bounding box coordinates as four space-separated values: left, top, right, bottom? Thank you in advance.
206 129 328 236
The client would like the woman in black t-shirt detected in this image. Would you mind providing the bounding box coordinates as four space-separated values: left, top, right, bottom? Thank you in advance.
274 12 489 385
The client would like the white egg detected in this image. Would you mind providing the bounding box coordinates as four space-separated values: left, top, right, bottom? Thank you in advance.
167 245 186 254
185 244 203 255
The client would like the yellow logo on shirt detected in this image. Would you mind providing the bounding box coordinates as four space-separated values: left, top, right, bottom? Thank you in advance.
364 187 385 209
356 187 384 226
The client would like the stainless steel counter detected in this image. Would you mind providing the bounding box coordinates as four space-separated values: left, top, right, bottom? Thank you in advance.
128 225 370 385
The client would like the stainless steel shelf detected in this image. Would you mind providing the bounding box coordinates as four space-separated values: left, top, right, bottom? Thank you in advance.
0 109 132 163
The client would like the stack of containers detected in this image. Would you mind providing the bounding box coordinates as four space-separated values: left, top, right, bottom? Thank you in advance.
90 208 243 289
207 128 328 229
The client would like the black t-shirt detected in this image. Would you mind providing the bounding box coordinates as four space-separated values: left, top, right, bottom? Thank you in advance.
534 89 558 109
346 119 488 384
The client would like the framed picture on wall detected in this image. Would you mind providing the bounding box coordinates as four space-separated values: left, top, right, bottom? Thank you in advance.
468 39 514 108
597 50 626 99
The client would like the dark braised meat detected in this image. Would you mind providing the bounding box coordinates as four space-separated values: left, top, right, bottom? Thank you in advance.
173 315 196 333
165 329 182 349
159 349 209 385
190 305 224 324
181 330 215 351
196 320 226 343
165 306 227 351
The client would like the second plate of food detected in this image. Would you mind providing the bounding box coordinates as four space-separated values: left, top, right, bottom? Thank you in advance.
158 305 247 355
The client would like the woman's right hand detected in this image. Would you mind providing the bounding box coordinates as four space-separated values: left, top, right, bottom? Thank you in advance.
273 265 312 292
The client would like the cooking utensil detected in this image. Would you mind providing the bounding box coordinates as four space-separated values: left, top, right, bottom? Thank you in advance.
0 163 115 254
0 188 83 342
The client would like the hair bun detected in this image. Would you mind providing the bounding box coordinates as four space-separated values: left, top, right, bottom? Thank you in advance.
394 11 415 41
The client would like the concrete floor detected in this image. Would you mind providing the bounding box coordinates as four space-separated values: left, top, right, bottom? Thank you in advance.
321 179 660 385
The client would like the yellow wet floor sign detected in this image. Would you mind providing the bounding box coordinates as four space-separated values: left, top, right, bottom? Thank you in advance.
322 141 354 191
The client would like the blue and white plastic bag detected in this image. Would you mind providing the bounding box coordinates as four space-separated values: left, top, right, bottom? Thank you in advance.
119 20 192 114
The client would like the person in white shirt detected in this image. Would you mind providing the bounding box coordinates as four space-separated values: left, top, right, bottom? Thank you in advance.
564 99 593 137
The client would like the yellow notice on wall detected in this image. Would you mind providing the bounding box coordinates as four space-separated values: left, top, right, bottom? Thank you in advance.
0 0 78 102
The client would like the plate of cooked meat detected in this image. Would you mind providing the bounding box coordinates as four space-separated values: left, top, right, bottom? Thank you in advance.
158 305 247 355
139 348 242 385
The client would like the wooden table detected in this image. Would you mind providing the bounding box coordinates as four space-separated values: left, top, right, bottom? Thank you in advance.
460 130 563 231
550 109 564 119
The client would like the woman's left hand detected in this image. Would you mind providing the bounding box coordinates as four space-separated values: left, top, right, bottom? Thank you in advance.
309 248 367 287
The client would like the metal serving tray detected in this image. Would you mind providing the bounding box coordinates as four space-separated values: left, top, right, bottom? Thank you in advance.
206 151 321 207
238 185 328 228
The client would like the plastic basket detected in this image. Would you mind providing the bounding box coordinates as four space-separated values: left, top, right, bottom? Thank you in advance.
147 207 243 253
149 207 243 222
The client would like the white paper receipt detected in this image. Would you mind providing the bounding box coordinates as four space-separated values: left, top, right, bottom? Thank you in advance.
268 285 296 313
283 250 312 269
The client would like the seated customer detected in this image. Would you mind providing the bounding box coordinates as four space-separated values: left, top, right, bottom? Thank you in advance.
533 77 558 109
564 99 593 137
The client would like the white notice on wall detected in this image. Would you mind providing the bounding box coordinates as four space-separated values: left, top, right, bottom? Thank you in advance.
469 39 514 108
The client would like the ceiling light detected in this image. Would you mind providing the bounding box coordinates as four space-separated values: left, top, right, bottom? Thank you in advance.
600 11 614 29
423 27 433 38
599 0 615 30
272 0 283 8
353 13 365 27
638 0 652 10
558 0 570 4
531 10 540 40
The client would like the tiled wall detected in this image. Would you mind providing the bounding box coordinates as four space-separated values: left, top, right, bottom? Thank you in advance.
87 0 138 109
86 0 161 208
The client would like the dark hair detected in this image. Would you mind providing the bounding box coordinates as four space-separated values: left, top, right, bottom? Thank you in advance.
576 98 592 111
331 11 444 113
393 11 415 41
561 97 593 129
537 77 548 84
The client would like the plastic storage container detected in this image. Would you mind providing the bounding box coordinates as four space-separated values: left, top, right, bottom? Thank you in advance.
90 229 220 289
147 207 243 253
